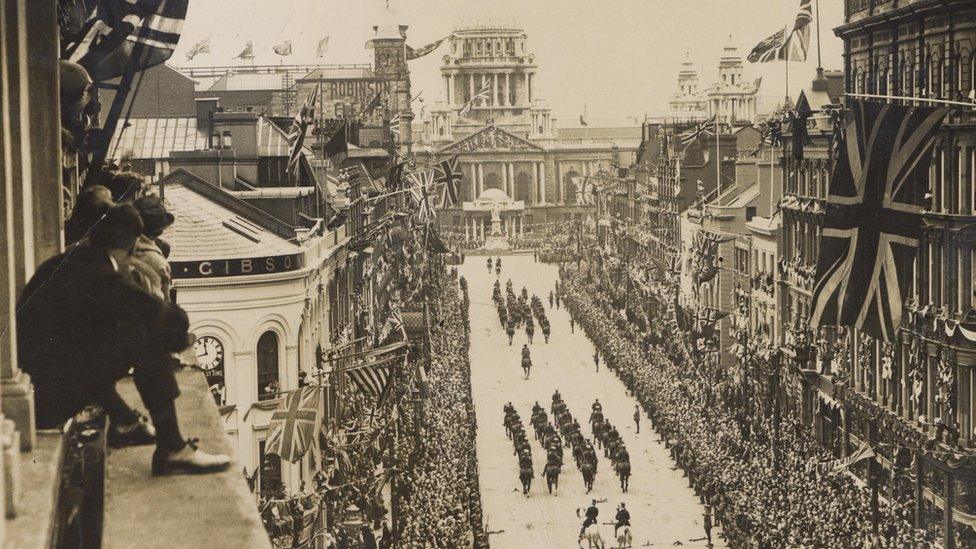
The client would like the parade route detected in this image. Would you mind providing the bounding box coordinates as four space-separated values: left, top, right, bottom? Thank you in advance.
461 254 723 548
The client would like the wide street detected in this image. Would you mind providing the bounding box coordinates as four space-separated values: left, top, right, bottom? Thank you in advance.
460 254 724 548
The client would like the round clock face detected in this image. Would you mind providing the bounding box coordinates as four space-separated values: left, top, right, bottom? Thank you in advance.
193 335 224 371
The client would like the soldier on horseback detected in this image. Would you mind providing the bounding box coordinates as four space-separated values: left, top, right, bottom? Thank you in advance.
578 500 600 536
614 503 631 537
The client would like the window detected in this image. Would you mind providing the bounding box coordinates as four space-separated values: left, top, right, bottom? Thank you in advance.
257 331 280 401
258 439 283 497
746 206 756 221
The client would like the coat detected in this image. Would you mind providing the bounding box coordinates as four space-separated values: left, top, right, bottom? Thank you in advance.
17 243 189 427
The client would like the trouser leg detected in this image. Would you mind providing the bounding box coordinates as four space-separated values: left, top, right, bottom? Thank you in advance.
95 384 140 425
133 353 185 452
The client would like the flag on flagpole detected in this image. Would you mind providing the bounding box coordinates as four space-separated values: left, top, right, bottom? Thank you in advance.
406 36 449 60
234 41 254 59
459 82 491 117
66 0 188 82
407 170 436 224
434 155 462 208
287 84 319 177
346 350 404 401
678 115 717 149
185 37 210 60
361 93 382 117
316 36 330 58
747 0 813 63
265 387 322 463
810 100 950 341
273 40 293 56
389 113 401 138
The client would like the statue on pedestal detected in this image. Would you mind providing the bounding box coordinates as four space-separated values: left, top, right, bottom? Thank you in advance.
490 203 503 236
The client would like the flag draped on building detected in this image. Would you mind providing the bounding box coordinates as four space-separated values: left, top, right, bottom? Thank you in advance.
287 84 319 177
406 36 449 60
459 82 492 117
185 36 209 60
265 387 322 463
678 115 716 149
316 36 330 58
810 100 950 341
273 40 293 56
66 0 188 82
434 155 462 208
747 0 812 63
345 342 407 402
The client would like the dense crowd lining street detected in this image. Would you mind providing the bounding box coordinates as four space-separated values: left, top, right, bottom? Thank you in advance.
461 253 722 548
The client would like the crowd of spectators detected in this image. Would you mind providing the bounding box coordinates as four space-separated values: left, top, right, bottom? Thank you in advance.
397 273 487 547
558 266 935 548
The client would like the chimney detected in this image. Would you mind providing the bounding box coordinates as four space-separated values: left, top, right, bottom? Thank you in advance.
195 97 220 141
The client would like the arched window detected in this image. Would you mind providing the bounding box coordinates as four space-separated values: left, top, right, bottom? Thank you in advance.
483 171 501 192
930 52 942 97
257 331 280 401
902 58 915 98
876 65 887 95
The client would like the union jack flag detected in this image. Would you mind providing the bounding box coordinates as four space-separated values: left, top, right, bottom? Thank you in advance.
459 82 492 117
265 387 322 463
434 155 463 208
65 0 188 82
678 115 716 149
810 100 949 341
287 84 320 176
747 0 812 63
407 170 435 224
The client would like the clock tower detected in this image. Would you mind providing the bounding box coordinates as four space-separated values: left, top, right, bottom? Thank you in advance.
368 5 413 154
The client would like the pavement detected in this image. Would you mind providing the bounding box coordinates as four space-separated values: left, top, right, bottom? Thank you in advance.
461 254 724 549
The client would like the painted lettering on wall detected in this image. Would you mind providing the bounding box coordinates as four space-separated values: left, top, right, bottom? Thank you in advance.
171 253 303 279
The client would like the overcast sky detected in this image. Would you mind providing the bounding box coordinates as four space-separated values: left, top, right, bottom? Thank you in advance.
175 0 845 125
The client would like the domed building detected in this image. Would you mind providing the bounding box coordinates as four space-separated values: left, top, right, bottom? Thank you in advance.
417 20 641 240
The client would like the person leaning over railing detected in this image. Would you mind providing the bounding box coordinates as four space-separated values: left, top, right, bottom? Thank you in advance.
16 203 230 475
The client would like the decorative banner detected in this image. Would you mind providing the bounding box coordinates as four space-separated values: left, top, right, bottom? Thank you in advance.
806 442 875 476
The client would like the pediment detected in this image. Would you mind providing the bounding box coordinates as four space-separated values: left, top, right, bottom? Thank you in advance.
437 125 545 154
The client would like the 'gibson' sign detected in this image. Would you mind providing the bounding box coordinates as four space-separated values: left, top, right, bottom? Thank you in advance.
171 253 304 279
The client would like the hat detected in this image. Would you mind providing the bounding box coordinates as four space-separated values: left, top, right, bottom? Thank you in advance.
89 203 143 251
134 195 175 235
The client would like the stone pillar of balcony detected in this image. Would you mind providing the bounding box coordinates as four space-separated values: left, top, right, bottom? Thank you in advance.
0 0 36 454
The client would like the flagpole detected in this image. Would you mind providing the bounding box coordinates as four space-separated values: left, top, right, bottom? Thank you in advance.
815 0 823 71
86 41 148 186
715 103 721 196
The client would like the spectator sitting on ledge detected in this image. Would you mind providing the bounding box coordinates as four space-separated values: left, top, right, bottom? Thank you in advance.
17 203 231 475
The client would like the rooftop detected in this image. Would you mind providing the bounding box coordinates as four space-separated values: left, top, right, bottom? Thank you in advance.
110 117 210 160
160 170 299 263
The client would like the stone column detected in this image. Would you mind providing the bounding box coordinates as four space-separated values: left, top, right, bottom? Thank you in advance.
505 72 511 106
469 163 477 199
477 164 484 196
1 0 35 453
448 73 455 105
531 163 539 206
469 74 475 102
528 73 533 102
500 162 507 197
492 73 498 106
508 163 515 200
539 162 547 204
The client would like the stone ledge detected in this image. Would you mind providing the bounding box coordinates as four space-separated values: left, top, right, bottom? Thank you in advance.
5 430 62 548
106 369 270 549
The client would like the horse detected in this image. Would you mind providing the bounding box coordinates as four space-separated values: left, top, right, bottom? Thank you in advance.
581 461 596 493
578 523 604 549
521 356 532 378
614 525 633 548
615 460 631 493
542 462 560 494
591 418 605 448
519 466 533 495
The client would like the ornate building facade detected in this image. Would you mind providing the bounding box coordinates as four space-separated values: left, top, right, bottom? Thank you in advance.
705 40 760 127
417 21 640 236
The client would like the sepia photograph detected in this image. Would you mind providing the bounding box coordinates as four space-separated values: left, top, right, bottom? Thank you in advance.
1 0 974 547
